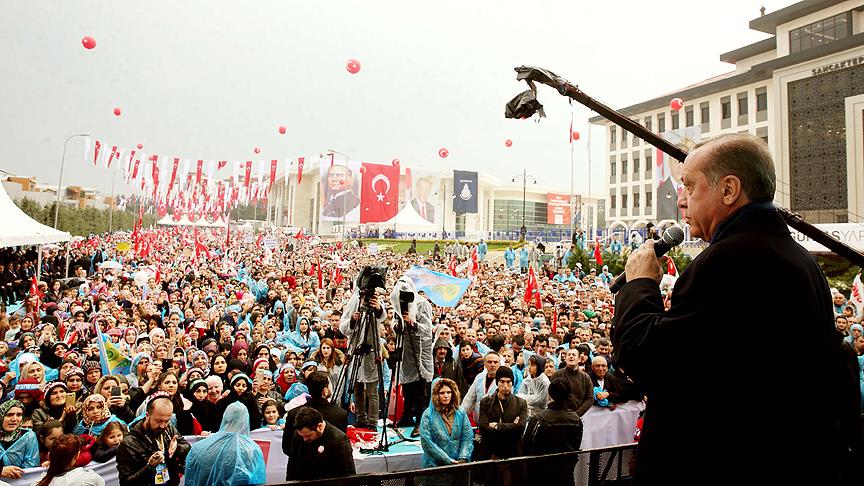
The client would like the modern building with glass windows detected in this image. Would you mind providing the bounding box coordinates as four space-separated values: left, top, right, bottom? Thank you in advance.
590 0 864 236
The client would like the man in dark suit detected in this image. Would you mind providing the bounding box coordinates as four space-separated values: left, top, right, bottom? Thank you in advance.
410 176 435 223
614 133 861 485
284 371 347 433
321 164 360 218
285 407 355 481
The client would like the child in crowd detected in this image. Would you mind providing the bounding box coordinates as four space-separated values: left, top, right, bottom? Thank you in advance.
37 420 64 467
91 420 127 463
260 399 285 430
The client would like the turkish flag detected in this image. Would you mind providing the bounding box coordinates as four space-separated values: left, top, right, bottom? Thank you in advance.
245 161 252 190
269 160 278 188
524 266 541 309
168 158 179 193
297 157 304 183
593 238 603 265
196 160 204 187
360 162 399 223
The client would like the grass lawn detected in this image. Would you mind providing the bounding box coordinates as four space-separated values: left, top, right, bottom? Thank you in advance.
359 239 516 254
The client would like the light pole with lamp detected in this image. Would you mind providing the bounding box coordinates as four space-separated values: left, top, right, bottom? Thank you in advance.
55 133 90 229
325 149 351 241
511 169 537 241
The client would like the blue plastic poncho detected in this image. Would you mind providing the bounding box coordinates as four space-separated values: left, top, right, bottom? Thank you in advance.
184 402 266 486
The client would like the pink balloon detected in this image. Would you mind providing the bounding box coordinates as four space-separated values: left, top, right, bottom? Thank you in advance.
81 36 97 50
346 59 361 74
505 139 513 147
392 159 400 167
113 107 122 116
254 147 261 154
278 126 287 135
670 98 684 111
136 143 143 149
438 148 449 158
572 131 580 141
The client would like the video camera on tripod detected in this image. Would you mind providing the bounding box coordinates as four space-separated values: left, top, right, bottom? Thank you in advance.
351 265 388 356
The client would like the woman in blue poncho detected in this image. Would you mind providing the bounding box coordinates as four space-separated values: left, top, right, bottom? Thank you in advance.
419 378 473 468
73 394 126 437
288 317 320 356
184 401 266 486
0 399 40 478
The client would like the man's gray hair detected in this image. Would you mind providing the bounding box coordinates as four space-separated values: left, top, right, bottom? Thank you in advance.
591 355 607 366
693 133 775 202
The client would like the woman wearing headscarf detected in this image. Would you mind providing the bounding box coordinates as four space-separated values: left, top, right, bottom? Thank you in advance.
517 354 550 415
288 316 320 357
0 399 41 477
183 402 266 485
223 373 261 431
419 378 473 469
32 381 78 434
73 395 126 436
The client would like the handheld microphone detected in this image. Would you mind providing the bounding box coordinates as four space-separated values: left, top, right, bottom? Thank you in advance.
609 226 685 293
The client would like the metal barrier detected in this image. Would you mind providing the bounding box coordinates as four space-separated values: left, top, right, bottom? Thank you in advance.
277 443 637 486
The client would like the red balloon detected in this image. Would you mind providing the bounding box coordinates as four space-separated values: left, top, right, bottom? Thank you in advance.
346 59 361 74
81 36 96 50
254 147 261 154
359 166 367 174
572 131 580 141
670 98 684 111
278 126 287 135
505 139 513 147
438 148 449 158
136 144 143 149
392 159 400 167
113 107 122 116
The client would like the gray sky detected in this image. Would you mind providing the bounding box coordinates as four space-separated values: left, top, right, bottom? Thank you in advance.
0 0 794 198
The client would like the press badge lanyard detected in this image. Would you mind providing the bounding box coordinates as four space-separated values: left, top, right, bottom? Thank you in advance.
154 435 169 485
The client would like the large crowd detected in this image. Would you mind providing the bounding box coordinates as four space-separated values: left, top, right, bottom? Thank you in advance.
0 225 860 486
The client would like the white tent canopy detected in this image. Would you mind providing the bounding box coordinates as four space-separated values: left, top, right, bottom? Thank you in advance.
0 182 71 247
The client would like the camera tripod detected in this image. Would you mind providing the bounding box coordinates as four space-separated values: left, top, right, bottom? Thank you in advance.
332 295 407 452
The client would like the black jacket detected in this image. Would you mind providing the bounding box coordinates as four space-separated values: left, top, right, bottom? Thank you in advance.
433 339 467 397
478 393 528 459
116 420 190 486
613 201 863 485
283 398 349 442
553 367 594 416
285 422 355 481
587 370 626 404
522 402 584 486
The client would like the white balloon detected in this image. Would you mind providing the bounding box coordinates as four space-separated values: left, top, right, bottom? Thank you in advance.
133 271 149 287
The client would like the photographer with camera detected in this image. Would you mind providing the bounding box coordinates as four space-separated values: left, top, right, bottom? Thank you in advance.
389 277 434 438
339 267 390 431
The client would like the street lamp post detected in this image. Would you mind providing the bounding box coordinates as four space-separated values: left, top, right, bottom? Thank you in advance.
326 149 351 241
55 133 90 229
511 169 537 241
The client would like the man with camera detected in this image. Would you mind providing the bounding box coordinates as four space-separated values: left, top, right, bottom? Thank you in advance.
339 267 390 431
390 277 434 437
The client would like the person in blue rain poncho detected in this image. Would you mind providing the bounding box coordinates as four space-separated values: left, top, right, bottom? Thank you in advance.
504 247 515 269
419 378 473 468
287 317 320 356
183 402 266 486
73 394 126 436
0 399 40 476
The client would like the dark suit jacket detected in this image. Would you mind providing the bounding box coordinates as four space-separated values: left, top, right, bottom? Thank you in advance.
322 191 360 218
587 370 625 404
283 398 349 439
655 176 680 221
613 201 862 485
285 422 355 481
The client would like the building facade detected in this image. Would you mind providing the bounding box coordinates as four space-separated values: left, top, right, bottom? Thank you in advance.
269 159 599 241
591 0 864 235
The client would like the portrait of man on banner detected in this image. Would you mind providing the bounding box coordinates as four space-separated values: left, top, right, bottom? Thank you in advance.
411 176 436 223
320 160 361 221
655 127 700 222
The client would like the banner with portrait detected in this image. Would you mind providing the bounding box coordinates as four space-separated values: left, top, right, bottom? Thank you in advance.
655 126 700 221
397 167 441 226
320 159 361 222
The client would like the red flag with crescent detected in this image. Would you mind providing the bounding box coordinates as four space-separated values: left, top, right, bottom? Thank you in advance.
360 162 399 223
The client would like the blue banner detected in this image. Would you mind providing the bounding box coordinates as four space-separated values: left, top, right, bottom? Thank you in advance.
452 170 478 213
404 265 471 308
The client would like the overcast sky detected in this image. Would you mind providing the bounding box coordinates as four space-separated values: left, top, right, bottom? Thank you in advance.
0 0 795 198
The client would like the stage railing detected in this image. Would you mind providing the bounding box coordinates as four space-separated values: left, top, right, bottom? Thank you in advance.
277 442 638 486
